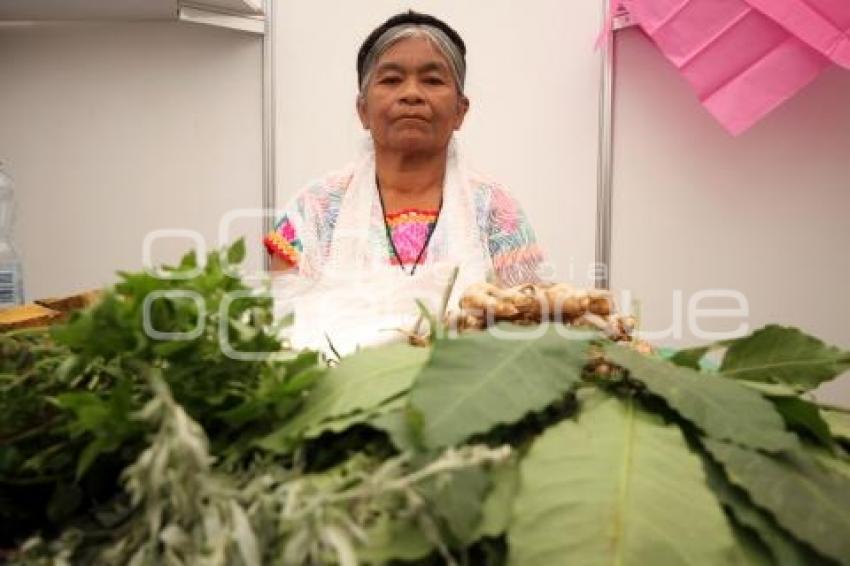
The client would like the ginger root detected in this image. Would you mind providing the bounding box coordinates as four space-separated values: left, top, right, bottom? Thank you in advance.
450 281 634 343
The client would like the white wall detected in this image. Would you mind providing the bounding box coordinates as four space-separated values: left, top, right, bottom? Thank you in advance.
0 22 263 300
611 28 850 403
274 0 604 286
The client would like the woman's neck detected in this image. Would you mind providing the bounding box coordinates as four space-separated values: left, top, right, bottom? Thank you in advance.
375 148 446 211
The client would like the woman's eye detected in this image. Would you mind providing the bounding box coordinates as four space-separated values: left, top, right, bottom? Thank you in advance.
379 76 401 84
424 77 445 85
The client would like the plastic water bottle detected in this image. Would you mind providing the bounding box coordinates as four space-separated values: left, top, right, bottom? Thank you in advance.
0 163 24 309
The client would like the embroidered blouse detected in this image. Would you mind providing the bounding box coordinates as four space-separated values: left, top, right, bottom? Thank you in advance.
264 170 544 286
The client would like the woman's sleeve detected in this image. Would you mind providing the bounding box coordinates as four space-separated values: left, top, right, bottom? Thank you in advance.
486 186 546 287
262 172 347 274
263 198 305 270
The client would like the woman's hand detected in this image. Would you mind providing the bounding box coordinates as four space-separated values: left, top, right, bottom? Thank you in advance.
269 255 295 274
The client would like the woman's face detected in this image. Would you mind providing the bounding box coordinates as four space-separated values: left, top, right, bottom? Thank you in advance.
357 36 469 156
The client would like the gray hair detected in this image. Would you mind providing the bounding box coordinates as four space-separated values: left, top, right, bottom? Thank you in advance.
358 24 466 95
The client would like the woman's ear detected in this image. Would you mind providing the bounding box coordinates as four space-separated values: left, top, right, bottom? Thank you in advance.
454 95 470 130
356 95 369 130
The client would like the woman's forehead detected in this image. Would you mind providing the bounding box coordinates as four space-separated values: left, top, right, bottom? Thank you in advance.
375 37 451 72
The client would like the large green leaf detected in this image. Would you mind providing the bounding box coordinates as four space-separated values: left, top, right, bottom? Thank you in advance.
769 397 834 448
605 344 798 452
507 396 737 566
729 526 773 566
705 439 850 565
257 344 429 451
720 326 850 390
703 452 824 566
410 326 588 449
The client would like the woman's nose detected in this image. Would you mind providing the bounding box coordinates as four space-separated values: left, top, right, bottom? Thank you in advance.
399 78 425 104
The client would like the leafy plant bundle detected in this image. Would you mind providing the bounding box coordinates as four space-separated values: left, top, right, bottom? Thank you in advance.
2 242 850 565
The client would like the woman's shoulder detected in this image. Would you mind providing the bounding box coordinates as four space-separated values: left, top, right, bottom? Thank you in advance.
289 163 356 212
465 170 522 216
467 169 509 194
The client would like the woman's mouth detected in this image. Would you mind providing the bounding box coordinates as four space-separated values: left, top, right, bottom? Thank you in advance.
396 115 429 123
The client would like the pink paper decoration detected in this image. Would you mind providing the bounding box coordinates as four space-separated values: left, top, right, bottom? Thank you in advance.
618 0 850 135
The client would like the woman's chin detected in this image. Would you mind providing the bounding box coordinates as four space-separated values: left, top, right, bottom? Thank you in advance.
381 134 445 155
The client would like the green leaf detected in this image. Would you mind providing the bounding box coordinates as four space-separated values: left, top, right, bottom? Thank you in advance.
55 391 110 434
729 525 774 566
369 406 422 453
769 397 834 448
357 515 434 564
669 346 712 370
704 439 850 564
507 396 737 566
703 451 823 566
822 409 850 443
423 466 490 545
411 326 588 449
737 381 799 397
55 377 142 477
55 354 81 381
178 249 198 269
474 456 519 539
219 357 326 427
605 344 798 453
217 361 321 427
257 344 428 452
303 395 406 440
227 238 246 265
281 350 322 379
720 326 850 390
807 445 850 481
51 293 138 358
151 339 195 357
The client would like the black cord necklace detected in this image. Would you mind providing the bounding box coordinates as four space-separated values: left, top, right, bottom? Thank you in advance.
377 182 443 276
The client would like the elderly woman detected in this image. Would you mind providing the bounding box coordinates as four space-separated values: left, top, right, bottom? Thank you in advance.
264 11 545 353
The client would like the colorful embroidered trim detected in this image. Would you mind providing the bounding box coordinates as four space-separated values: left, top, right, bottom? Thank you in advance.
384 208 439 228
263 231 300 266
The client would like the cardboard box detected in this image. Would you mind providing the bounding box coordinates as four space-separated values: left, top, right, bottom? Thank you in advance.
0 290 102 331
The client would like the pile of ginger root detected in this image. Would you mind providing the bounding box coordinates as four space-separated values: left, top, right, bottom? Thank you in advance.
447 281 640 344
398 280 655 379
